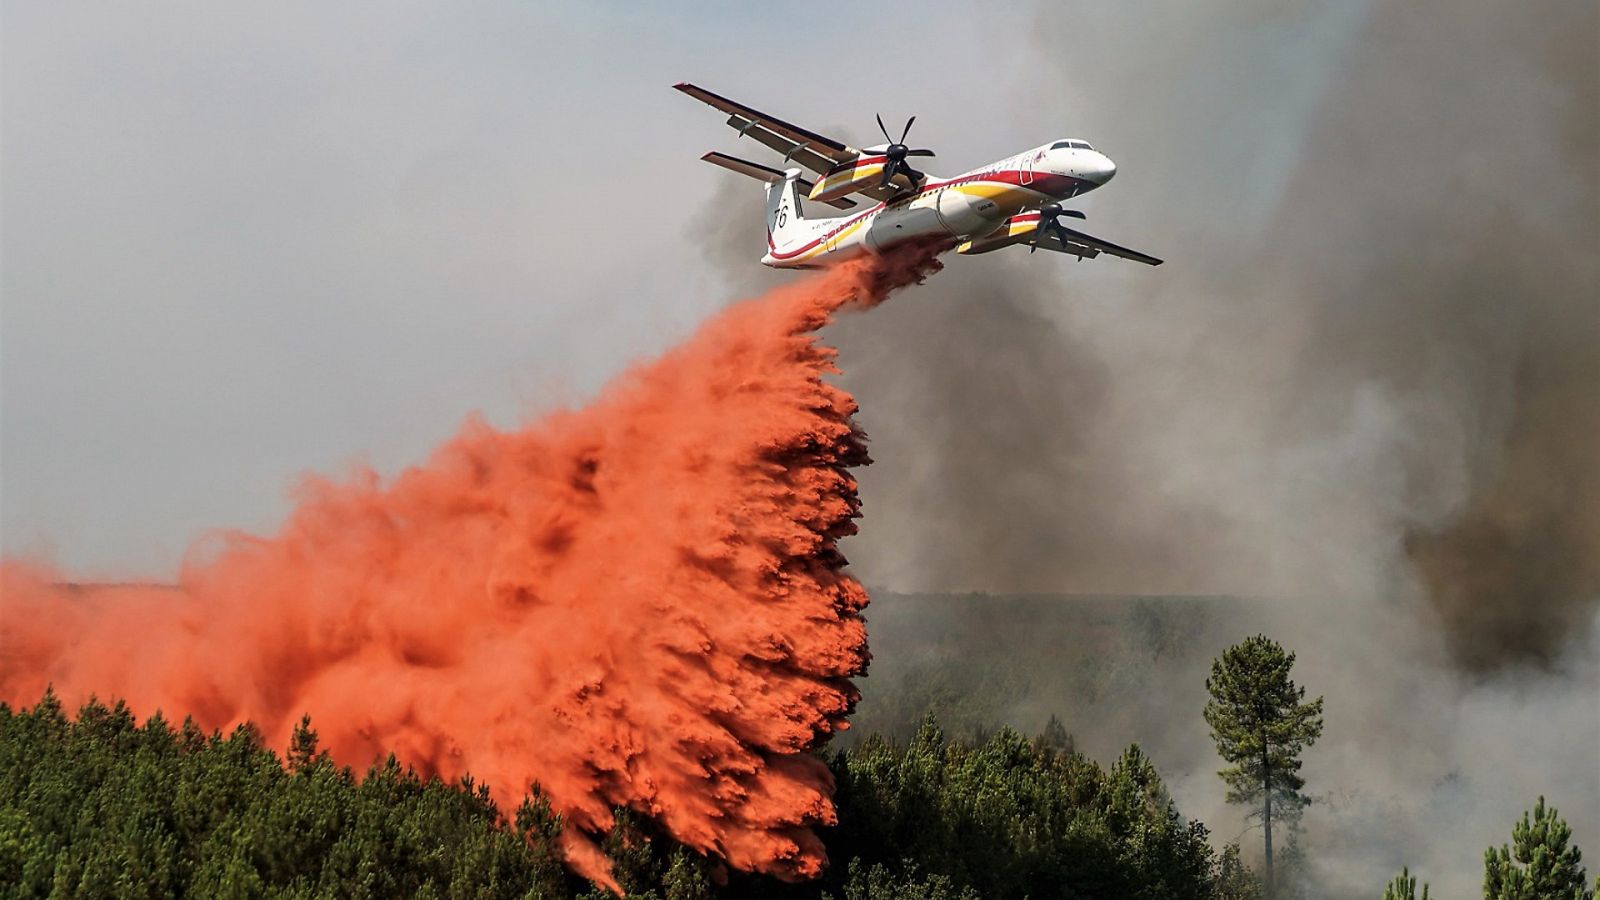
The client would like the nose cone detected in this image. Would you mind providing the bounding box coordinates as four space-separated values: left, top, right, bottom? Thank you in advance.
1082 151 1117 185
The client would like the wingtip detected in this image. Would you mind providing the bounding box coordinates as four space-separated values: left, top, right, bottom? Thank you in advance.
672 82 694 92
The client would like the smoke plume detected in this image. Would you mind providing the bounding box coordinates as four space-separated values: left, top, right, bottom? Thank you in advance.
0 248 942 890
756 1 1596 894
835 0 1599 662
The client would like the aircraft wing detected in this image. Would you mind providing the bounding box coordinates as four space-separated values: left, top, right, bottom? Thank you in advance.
675 82 901 203
1032 224 1165 266
958 215 1164 265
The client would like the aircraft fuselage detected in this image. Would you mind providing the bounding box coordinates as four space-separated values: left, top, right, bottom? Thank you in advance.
761 143 1117 267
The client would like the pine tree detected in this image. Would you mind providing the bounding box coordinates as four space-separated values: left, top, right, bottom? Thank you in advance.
286 713 328 773
1203 635 1324 900
1483 797 1592 900
1382 866 1429 900
1215 843 1262 900
1105 744 1216 900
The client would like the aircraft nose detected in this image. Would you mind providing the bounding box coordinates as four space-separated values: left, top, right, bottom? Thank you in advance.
1083 152 1117 185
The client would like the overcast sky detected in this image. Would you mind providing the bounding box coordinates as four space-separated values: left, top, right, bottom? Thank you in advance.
1 0 1015 574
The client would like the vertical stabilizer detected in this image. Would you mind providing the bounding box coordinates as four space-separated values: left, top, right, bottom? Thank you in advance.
764 168 810 258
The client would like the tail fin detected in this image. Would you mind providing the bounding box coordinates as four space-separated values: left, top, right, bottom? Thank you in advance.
696 153 833 266
764 168 810 254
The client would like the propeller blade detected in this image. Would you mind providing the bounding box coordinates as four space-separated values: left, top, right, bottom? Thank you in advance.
1032 204 1064 253
1034 204 1059 253
1033 212 1078 253
868 114 930 190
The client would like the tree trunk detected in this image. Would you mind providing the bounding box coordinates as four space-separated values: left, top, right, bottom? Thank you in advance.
1263 739 1274 900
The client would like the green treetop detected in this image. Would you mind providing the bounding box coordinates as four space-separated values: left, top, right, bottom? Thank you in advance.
1382 866 1430 900
1483 796 1592 900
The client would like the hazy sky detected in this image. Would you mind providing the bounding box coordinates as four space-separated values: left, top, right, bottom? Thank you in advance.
2 0 1022 574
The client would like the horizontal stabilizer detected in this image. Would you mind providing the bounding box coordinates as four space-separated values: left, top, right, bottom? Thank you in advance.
700 152 858 209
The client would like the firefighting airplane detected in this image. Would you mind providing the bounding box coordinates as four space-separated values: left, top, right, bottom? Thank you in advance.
676 83 1162 269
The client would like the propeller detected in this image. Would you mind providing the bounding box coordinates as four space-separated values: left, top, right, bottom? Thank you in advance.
1029 202 1087 253
874 114 935 189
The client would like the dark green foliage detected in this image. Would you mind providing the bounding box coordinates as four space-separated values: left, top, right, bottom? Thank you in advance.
0 691 571 899
1204 635 1324 897
818 716 1216 899
1483 797 1592 900
1382 866 1430 900
2 690 1236 899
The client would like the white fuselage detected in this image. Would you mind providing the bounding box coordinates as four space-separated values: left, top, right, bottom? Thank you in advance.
761 142 1117 267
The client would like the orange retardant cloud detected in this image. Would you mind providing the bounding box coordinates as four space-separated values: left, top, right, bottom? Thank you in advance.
0 246 943 891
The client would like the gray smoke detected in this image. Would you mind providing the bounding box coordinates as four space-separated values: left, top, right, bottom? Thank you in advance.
834 0 1598 658
697 1 1600 896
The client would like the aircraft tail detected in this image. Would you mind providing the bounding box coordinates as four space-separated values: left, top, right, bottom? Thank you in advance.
763 169 810 258
697 152 847 267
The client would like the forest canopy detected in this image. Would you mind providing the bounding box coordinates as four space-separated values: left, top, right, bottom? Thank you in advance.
2 691 1221 899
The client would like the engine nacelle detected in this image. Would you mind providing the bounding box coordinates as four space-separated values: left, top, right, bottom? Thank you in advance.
956 212 1042 255
807 154 895 203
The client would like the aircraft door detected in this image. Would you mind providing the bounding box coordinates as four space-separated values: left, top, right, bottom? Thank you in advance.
1021 152 1036 186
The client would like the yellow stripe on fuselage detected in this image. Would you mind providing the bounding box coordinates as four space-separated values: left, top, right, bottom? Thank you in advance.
946 180 1056 209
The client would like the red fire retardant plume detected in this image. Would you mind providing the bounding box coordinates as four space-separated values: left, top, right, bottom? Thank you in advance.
0 247 943 891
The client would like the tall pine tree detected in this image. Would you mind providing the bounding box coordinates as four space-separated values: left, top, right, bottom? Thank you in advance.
1203 635 1324 900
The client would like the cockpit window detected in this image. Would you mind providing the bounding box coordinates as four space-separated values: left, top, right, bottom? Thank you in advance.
1051 140 1095 150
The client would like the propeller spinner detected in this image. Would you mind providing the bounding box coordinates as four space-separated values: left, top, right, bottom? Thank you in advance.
874 114 935 189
